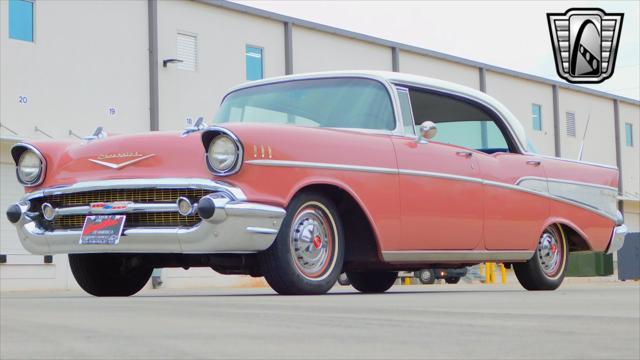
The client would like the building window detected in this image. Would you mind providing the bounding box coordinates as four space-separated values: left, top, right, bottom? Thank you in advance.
176 32 197 71
566 112 576 137
246 45 263 81
9 0 34 42
532 104 542 131
625 123 634 147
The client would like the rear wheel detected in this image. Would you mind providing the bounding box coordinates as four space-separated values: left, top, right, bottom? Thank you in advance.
514 225 568 291
445 277 460 284
347 271 398 293
258 192 344 295
69 254 152 297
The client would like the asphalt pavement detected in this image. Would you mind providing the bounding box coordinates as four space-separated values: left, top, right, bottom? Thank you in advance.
1 282 639 359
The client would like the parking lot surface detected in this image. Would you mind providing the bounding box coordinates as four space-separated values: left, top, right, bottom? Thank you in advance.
1 282 639 359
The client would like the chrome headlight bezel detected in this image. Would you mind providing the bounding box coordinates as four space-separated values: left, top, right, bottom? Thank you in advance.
11 143 46 187
202 128 243 176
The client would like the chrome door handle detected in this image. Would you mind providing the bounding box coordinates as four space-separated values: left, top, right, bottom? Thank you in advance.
456 151 473 158
526 160 542 166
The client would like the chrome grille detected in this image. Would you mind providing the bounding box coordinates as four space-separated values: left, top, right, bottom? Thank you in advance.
53 213 201 229
36 188 213 230
44 188 212 207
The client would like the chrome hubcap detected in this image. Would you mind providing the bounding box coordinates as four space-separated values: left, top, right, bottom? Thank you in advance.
537 230 562 277
289 204 334 279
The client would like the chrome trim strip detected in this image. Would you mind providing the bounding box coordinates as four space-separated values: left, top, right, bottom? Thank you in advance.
11 143 47 187
247 159 618 222
399 169 483 183
517 176 618 191
21 178 247 202
382 250 534 262
246 226 279 235
246 159 398 174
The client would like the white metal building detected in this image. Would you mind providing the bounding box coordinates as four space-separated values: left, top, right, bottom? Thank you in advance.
1 0 638 291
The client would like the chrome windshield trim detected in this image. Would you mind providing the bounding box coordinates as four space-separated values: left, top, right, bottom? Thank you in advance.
22 178 247 202
382 250 534 262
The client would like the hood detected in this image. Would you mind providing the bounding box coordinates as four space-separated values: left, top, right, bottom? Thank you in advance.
26 131 211 190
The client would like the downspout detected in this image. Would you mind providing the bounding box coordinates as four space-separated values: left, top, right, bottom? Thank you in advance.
148 0 159 131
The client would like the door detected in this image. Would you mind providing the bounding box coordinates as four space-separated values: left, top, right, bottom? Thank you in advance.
390 87 484 251
475 153 549 250
392 138 484 250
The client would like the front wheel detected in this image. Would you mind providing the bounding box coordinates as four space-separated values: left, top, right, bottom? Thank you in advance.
69 254 152 296
514 225 568 291
258 192 344 295
347 271 398 293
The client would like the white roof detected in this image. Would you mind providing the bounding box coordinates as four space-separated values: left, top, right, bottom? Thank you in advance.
230 70 529 151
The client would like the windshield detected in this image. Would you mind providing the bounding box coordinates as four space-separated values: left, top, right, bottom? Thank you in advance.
214 78 395 131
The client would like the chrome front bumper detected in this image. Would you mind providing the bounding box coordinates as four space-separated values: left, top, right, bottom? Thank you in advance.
8 178 286 255
605 224 627 255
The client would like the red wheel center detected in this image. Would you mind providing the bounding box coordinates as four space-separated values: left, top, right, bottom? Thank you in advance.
551 243 557 254
313 236 322 249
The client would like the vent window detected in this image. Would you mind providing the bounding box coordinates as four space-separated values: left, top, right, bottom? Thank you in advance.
176 32 197 71
566 112 576 137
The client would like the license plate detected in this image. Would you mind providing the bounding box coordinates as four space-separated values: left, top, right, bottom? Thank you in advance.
80 215 126 245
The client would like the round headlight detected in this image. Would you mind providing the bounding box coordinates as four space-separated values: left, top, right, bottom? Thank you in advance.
17 150 43 185
207 134 240 174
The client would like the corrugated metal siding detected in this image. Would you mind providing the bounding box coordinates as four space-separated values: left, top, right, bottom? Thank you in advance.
177 32 197 71
566 111 576 137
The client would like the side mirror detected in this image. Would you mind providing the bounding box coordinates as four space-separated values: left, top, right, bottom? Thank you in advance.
418 121 437 143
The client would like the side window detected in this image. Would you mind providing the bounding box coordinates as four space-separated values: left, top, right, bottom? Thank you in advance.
396 88 416 136
408 89 511 153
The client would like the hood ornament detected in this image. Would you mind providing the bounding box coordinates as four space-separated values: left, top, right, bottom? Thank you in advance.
89 152 155 169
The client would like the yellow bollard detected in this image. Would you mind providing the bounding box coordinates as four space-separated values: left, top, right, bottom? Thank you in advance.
490 263 497 284
485 262 491 284
403 277 411 285
500 263 507 284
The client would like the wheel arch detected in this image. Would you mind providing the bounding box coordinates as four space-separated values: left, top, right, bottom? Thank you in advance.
542 218 592 252
287 180 383 266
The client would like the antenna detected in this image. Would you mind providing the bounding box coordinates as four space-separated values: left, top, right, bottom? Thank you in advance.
578 113 591 161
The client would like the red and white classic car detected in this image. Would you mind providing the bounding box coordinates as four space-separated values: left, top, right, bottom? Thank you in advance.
7 71 626 296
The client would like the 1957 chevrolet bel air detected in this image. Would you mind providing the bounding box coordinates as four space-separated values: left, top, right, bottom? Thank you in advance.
6 71 627 296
